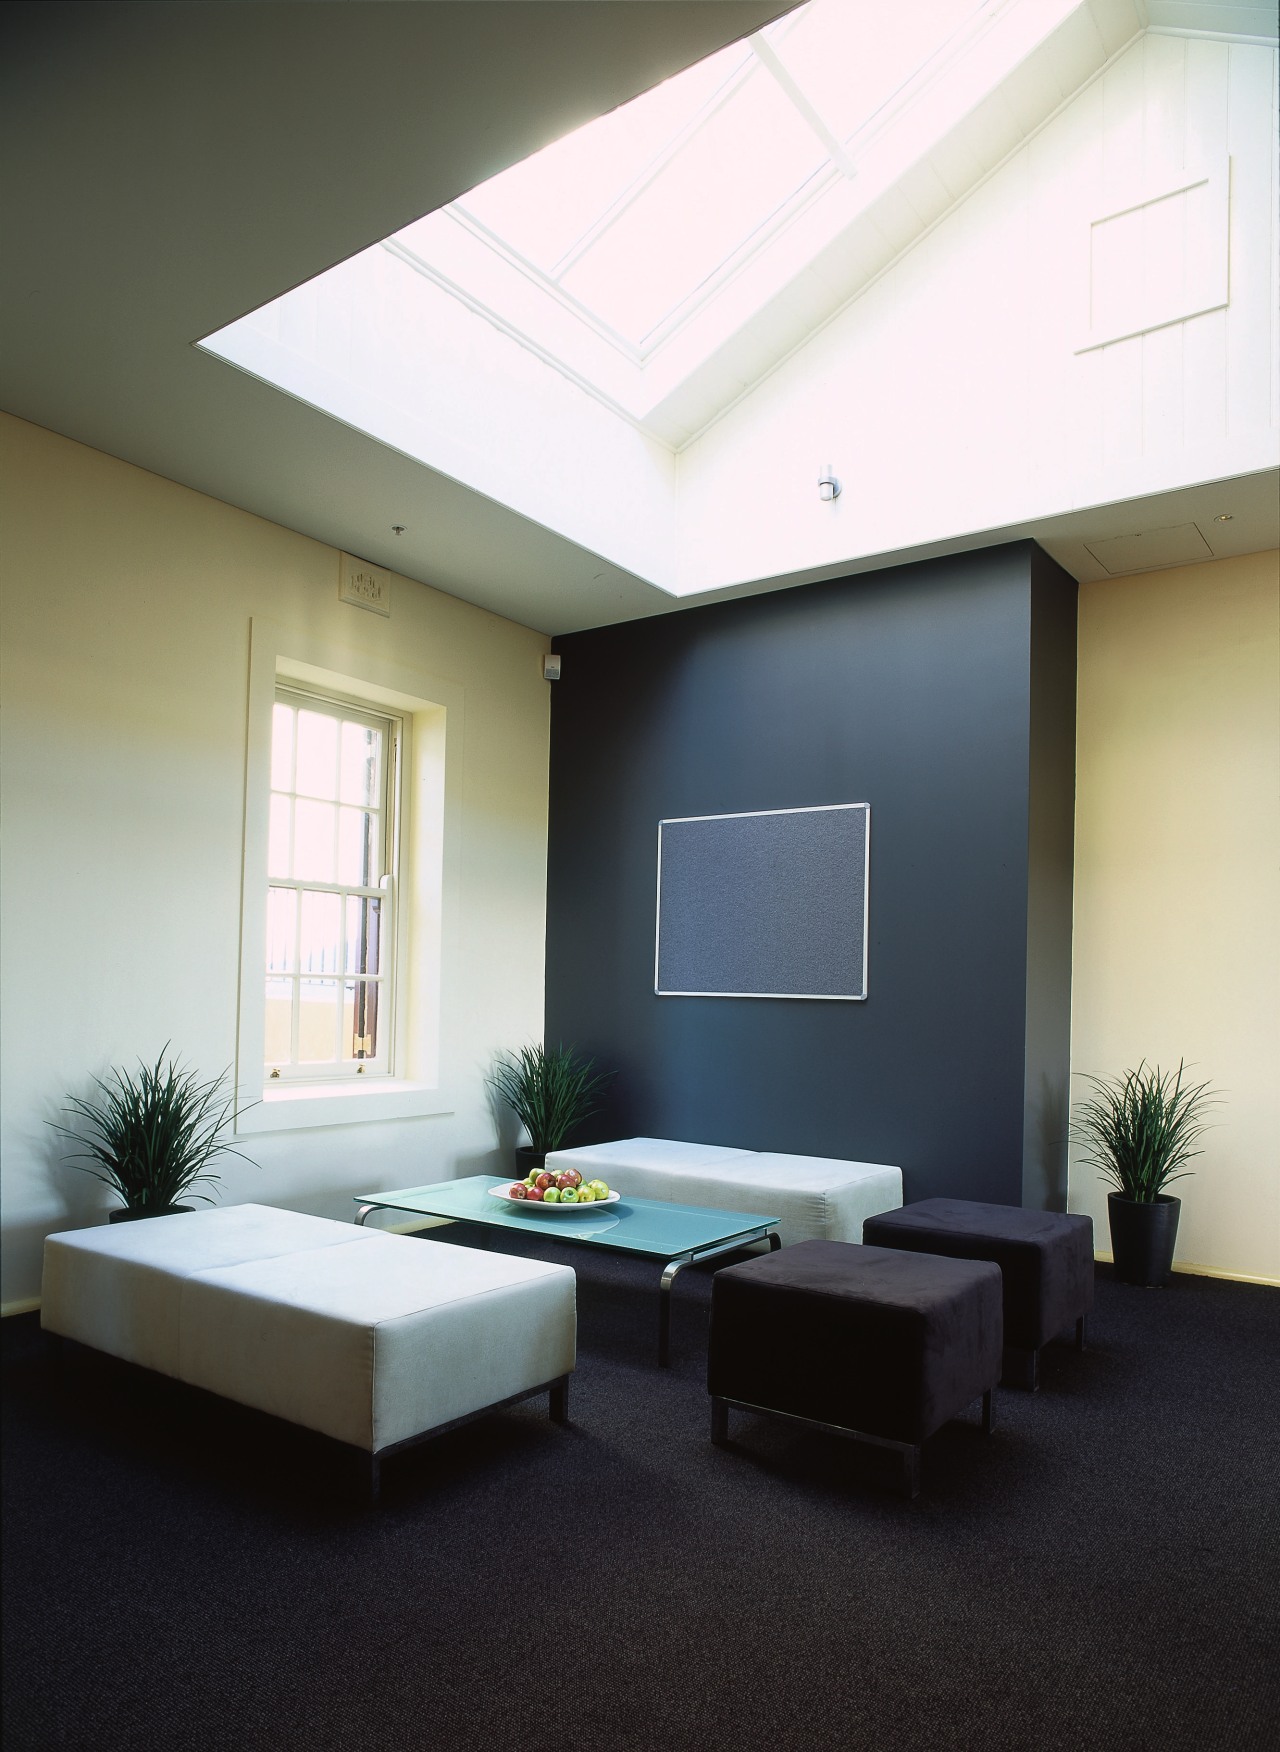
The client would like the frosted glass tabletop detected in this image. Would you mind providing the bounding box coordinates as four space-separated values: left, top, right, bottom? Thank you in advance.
353 1175 780 1259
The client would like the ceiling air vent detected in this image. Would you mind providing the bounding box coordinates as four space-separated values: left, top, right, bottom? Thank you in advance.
1084 523 1214 577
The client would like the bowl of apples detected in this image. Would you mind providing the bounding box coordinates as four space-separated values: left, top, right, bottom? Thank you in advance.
491 1166 619 1213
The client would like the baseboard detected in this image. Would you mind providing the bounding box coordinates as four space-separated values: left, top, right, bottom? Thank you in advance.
1094 1250 1279 1288
2 1297 42 1319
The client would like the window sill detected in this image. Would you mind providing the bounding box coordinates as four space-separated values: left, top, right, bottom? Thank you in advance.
235 1079 454 1135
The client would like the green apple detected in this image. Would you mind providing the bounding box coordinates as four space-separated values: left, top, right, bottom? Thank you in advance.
589 1180 610 1200
560 1187 579 1203
575 1185 594 1203
543 1186 561 1203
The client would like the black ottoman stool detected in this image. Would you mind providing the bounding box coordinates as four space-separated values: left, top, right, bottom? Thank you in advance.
862 1200 1094 1390
707 1240 1002 1498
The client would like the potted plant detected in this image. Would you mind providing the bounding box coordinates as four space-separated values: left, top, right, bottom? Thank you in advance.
1072 1060 1219 1286
487 1043 612 1176
50 1047 254 1221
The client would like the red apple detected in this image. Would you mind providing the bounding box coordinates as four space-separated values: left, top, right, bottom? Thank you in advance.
508 1182 527 1199
526 1185 544 1201
535 1172 554 1192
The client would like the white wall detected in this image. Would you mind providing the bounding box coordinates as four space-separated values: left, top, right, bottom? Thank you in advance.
676 34 1279 591
0 413 552 1308
1069 548 1280 1283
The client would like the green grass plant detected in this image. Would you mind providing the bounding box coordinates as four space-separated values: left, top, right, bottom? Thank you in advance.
1072 1060 1218 1203
50 1047 254 1213
487 1043 612 1155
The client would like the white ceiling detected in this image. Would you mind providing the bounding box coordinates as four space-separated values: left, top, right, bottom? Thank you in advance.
2 1 1276 636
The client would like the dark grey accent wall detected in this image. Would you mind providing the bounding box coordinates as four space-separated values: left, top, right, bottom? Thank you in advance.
545 542 1077 1209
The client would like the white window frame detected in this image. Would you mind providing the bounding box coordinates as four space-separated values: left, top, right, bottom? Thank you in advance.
235 617 461 1134
266 682 402 1084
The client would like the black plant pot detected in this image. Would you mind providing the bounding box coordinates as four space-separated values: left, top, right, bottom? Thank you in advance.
108 1204 195 1224
514 1147 546 1178
1107 1193 1181 1286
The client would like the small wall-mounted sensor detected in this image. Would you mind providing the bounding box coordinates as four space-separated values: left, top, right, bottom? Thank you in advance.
543 654 561 682
818 464 841 502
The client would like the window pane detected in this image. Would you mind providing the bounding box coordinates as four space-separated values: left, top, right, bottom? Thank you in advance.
340 720 381 808
345 895 382 976
271 703 295 791
267 690 398 1082
337 807 379 886
266 887 297 973
265 977 293 1066
343 979 381 1061
268 795 292 879
561 64 827 344
292 799 337 882
456 43 750 274
765 0 983 146
299 889 341 974
297 979 340 1062
295 708 340 800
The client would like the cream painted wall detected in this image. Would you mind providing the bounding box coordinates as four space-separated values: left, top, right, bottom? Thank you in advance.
0 413 551 1308
1069 549 1280 1283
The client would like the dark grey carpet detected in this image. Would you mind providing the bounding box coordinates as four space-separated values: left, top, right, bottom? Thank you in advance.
3 1230 1278 1752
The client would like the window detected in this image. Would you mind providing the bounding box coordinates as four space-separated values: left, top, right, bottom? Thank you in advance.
389 0 990 358
236 617 459 1134
264 685 401 1081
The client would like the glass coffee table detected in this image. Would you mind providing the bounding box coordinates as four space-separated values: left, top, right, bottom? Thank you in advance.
354 1175 781 1366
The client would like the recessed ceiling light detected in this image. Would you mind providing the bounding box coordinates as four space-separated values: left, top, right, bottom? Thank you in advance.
1214 513 1233 523
392 525 406 534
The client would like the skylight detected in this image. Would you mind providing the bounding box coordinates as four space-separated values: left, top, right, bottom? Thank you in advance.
415 0 987 359
201 0 1103 598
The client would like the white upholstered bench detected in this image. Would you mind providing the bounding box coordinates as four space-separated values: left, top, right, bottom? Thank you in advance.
41 1203 576 1500
545 1138 902 1246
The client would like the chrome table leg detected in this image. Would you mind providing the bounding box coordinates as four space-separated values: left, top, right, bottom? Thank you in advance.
658 1258 688 1366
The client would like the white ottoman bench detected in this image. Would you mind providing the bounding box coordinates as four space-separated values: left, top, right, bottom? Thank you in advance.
545 1138 902 1246
41 1203 576 1500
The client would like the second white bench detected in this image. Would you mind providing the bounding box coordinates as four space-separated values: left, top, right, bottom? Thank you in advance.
545 1138 902 1246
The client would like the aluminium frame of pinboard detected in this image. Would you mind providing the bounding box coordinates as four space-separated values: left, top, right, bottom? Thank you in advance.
654 802 870 1002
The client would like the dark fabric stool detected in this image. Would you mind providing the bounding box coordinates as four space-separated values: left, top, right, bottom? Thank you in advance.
707 1240 1002 1498
862 1199 1094 1390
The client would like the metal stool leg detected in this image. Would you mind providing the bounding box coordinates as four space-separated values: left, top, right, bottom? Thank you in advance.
711 1397 729 1446
903 1444 921 1499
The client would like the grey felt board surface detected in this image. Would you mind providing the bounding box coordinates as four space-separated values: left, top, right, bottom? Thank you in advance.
656 806 868 998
